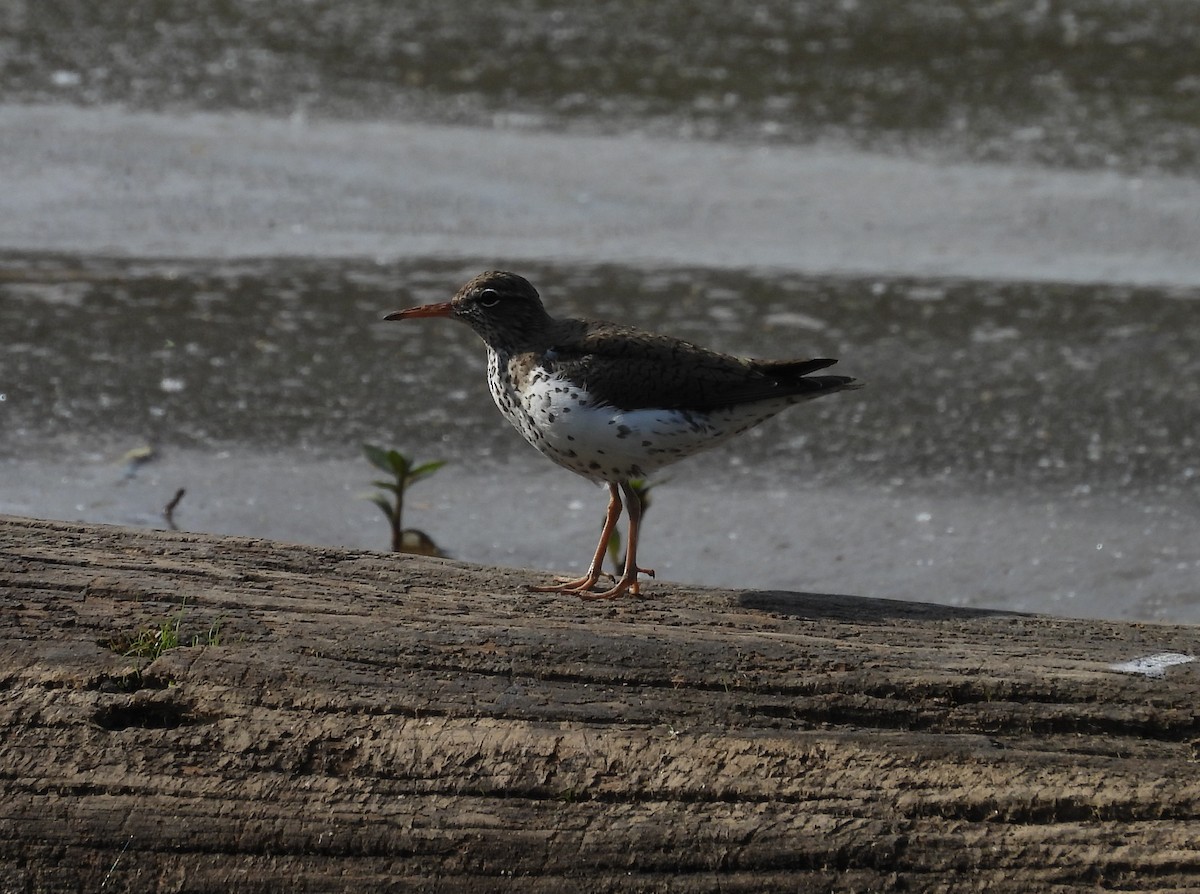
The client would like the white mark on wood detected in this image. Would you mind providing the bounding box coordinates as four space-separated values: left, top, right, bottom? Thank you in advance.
1109 652 1194 678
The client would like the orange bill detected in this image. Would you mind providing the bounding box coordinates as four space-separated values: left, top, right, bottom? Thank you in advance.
383 302 454 321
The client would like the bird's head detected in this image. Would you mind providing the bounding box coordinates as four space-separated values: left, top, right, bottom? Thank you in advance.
385 271 551 350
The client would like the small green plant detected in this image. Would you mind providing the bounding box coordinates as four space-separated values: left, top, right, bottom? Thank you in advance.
107 600 222 665
363 443 446 553
607 478 659 571
122 613 184 661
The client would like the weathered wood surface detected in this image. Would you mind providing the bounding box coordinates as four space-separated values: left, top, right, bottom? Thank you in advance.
1 514 1198 893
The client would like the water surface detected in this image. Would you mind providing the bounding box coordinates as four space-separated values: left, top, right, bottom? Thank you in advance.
6 0 1200 172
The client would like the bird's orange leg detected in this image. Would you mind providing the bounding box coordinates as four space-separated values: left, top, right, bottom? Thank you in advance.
528 482 623 594
580 480 655 599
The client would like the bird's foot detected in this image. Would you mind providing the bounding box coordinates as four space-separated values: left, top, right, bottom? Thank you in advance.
577 566 655 600
527 567 654 598
526 569 612 594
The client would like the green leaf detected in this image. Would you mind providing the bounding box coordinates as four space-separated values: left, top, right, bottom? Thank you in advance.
372 480 402 493
363 443 394 474
386 450 411 476
407 460 447 486
410 460 447 478
368 495 395 521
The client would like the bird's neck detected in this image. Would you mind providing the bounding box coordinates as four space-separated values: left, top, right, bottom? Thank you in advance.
478 318 555 360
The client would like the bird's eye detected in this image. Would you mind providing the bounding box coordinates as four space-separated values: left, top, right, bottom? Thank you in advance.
477 288 501 307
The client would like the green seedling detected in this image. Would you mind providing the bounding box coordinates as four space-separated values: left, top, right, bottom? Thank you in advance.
363 443 447 554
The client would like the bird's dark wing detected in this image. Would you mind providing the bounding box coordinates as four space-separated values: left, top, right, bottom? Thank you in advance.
541 320 854 411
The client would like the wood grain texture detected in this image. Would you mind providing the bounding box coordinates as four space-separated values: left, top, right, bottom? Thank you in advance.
1 515 1197 892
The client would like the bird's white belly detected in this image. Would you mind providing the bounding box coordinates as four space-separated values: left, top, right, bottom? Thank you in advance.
487 357 794 482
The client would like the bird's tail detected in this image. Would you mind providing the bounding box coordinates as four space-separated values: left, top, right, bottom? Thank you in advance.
753 359 864 399
802 375 863 397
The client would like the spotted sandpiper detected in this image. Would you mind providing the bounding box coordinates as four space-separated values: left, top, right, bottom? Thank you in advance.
385 271 861 599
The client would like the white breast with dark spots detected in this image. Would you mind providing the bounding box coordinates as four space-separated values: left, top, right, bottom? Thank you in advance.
487 351 800 483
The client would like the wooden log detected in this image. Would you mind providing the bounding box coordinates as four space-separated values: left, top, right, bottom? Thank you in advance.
1 514 1197 892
